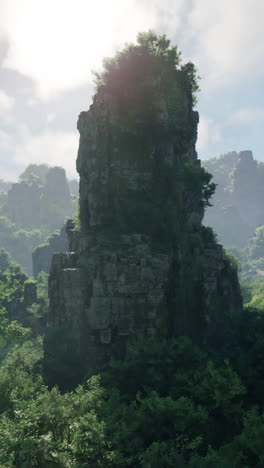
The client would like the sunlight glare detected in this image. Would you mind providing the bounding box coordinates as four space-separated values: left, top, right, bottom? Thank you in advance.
1 0 157 99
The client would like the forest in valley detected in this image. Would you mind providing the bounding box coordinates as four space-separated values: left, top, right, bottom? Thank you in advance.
2 163 264 467
1 32 264 468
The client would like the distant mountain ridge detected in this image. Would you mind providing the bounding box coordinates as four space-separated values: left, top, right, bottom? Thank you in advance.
203 150 264 248
0 164 79 275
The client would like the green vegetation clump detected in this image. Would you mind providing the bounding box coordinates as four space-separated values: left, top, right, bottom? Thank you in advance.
19 163 50 185
0 172 263 463
183 161 216 217
1 33 264 468
224 251 241 273
2 322 264 466
240 278 264 311
96 31 182 84
248 225 264 260
71 202 81 231
0 216 47 275
226 226 264 285
95 30 200 115
26 272 49 322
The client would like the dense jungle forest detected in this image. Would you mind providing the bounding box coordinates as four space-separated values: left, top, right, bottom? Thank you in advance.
1 32 264 468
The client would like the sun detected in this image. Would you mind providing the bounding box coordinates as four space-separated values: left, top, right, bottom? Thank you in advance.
1 0 157 99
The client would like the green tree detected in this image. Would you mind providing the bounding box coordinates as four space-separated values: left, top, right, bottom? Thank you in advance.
248 225 264 259
94 30 199 107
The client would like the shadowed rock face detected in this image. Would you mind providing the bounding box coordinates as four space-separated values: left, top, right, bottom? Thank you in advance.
47 57 242 376
32 224 69 277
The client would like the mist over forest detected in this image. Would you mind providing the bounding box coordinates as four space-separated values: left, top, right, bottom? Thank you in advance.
1 29 264 467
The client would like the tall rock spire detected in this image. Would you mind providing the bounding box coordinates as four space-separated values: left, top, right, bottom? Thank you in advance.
46 33 242 383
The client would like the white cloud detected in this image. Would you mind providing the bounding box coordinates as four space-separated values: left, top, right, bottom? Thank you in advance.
47 113 56 124
187 0 264 89
197 116 221 154
0 124 79 178
0 128 13 151
0 166 18 182
138 1 264 90
197 117 210 152
1 0 262 97
0 0 263 177
0 90 14 123
0 0 167 99
226 108 264 128
13 127 79 178
0 130 18 181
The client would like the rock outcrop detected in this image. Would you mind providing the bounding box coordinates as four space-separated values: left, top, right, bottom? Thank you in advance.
3 166 76 275
7 178 43 228
32 224 69 277
232 151 264 227
41 167 73 231
47 36 242 376
7 166 74 231
203 150 264 248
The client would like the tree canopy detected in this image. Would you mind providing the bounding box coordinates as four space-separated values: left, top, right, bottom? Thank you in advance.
94 31 200 106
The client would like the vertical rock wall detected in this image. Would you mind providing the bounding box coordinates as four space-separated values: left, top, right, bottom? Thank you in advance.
32 224 69 277
48 50 242 375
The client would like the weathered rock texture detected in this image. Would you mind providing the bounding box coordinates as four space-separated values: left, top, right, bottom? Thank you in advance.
48 49 242 375
32 224 69 277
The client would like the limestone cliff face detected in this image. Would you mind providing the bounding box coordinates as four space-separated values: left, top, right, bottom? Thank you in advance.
48 56 242 374
32 224 69 277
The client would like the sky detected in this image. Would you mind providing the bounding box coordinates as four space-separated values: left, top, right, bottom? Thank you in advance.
0 0 263 181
